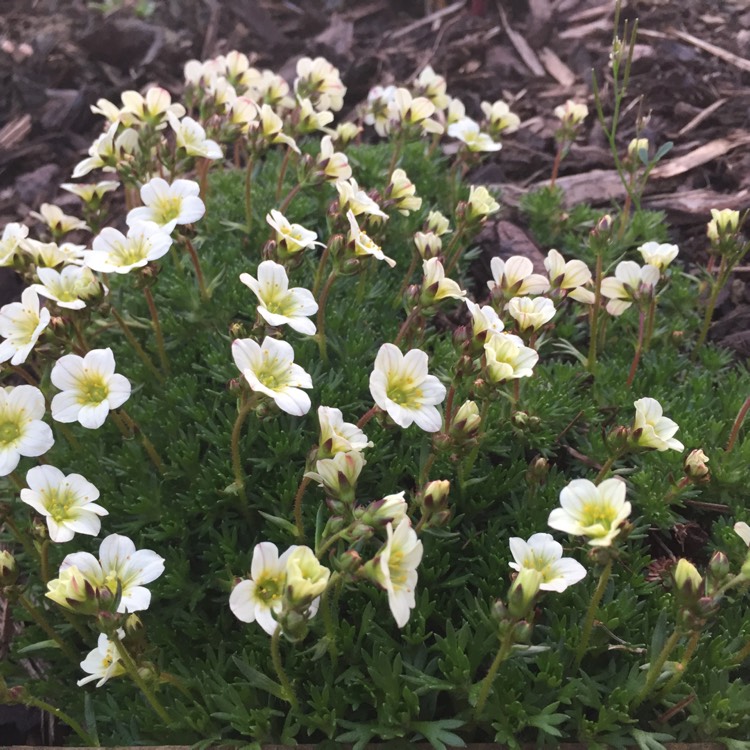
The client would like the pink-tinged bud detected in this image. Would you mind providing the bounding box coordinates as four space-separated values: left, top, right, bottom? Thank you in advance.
684 449 710 481
526 456 549 486
508 569 542 619
674 559 703 604
0 550 17 586
422 480 450 510
338 549 362 574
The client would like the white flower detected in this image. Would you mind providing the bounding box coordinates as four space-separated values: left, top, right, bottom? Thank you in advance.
84 222 172 274
548 478 631 547
347 211 396 268
0 385 54 476
252 104 299 153
554 100 588 126
0 223 29 265
0 288 50 365
414 65 449 109
365 492 409 526
317 405 372 456
544 248 594 303
230 542 302 635
167 113 223 160
466 186 500 220
600 261 660 316
390 88 444 136
316 135 352 182
61 533 165 613
71 122 139 178
296 98 334 134
60 181 120 203
508 532 587 592
364 85 398 137
447 117 502 152
120 86 185 125
734 521 750 546
265 209 322 255
480 99 521 135
126 178 205 234
414 231 442 260
295 56 346 112
232 337 312 416
446 96 466 126
240 261 317 335
336 178 388 219
369 343 446 432
30 265 102 310
23 239 86 268
465 299 505 344
420 258 465 304
305 450 365 499
632 398 684 452
77 632 126 687
20 465 107 544
50 348 132 430
29 204 87 234
483 333 538 382
638 241 679 271
488 256 550 298
376 519 423 628
386 169 422 215
507 296 556 331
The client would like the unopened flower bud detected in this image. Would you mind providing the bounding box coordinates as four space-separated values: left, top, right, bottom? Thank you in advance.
491 598 508 622
284 547 331 606
674 559 703 601
526 456 549 486
513 620 533 643
422 480 450 510
607 425 631 454
707 551 730 583
304 450 365 504
124 613 143 635
627 137 649 161
362 491 408 526
426 210 451 236
0 550 17 585
511 411 529 428
338 549 362 574
45 566 99 614
451 400 480 439
508 568 542 619
684 449 710 481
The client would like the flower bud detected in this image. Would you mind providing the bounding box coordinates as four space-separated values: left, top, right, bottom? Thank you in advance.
491 598 508 622
508 568 542 619
426 210 451 236
284 547 331 606
511 410 529 428
45 566 99 614
627 137 649 161
684 449 710 481
0 550 17 586
513 620 533 644
451 400 481 440
421 480 450 511
707 551 730 589
674 559 702 600
304 450 365 504
361 492 408 526
337 549 362 575
740 552 750 581
414 231 442 260
526 456 549 486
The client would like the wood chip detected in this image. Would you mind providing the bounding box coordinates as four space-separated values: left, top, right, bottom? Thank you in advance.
640 27 750 74
645 188 750 217
538 47 576 86
559 18 611 40
389 0 465 40
675 98 728 138
652 133 750 179
496 2 545 77
0 115 32 152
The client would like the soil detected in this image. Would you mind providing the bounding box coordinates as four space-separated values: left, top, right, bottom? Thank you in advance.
0 0 749 743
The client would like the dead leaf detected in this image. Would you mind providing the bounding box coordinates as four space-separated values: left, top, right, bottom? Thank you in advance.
496 3 545 77
652 133 750 179
538 47 576 87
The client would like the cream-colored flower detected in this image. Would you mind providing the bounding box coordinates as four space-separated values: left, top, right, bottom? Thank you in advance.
447 117 502 152
544 248 594 303
426 211 451 236
632 398 684 452
336 179 388 219
72 122 139 178
554 99 588 127
386 169 422 215
120 86 185 125
420 258 465 305
29 204 87 235
369 344 446 432
414 65 449 110
167 113 223 160
84 222 172 274
465 299 505 344
707 208 740 242
0 223 29 265
228 96 258 133
126 178 205 234
466 185 500 220
296 97 334 133
483 333 538 382
331 122 362 147
284 546 330 604
507 296 556 331
253 104 299 153
295 57 346 112
240 261 318 335
347 211 396 268
376 519 423 628
548 478 631 547
363 492 409 527
390 88 444 136
638 241 679 271
600 260 660 316
488 256 549 298
60 181 119 203
413 231 441 260
480 99 520 135
317 406 372 457
364 85 398 137
265 209 323 255
305 450 365 500
30 265 101 310
230 542 299 635
59 533 164 613
21 465 107 544
50 348 131 430
45 565 97 612
232 337 312 416
0 385 54 476
316 135 352 182
77 632 126 688
0 288 50 365
509 533 587 592
23 239 86 268
628 137 649 161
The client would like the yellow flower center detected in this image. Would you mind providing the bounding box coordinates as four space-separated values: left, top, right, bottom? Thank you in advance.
154 195 183 223
255 574 282 605
386 374 422 410
0 419 21 446
388 549 408 588
580 502 618 535
111 240 148 267
44 486 76 523
78 375 109 405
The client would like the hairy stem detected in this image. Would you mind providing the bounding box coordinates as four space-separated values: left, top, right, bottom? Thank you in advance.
626 307 646 388
575 559 613 668
293 476 312 542
726 395 750 454
316 271 338 365
183 236 209 300
271 627 299 711
143 286 170 375
113 637 172 724
632 628 682 709
474 629 515 718
110 305 165 384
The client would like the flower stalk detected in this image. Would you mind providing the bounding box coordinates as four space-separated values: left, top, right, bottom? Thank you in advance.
474 628 515 718
271 627 299 711
142 286 170 375
574 558 613 668
316 271 338 365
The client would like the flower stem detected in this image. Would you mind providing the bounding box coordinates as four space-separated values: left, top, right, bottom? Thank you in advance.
270 627 299 711
726 395 750 454
632 628 682 709
316 271 338 365
393 307 420 347
183 236 209 301
550 143 564 187
693 258 727 359
276 148 291 201
395 251 419 305
113 637 172 724
474 628 515 718
16 593 80 664
143 286 170 375
278 182 302 215
293 475 312 541
110 305 165 384
321 573 339 663
10 365 38 386
312 244 331 297
654 629 700 700
574 558 613 668
357 405 380 429
230 396 257 498
118 409 165 474
643 294 657 351
244 156 254 232
587 252 604 373
626 307 646 388
443 384 456 433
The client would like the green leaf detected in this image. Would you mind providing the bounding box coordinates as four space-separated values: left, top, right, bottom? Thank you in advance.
231 656 285 700
630 728 673 750
258 511 299 538
17 639 62 654
653 141 674 162
412 719 466 750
